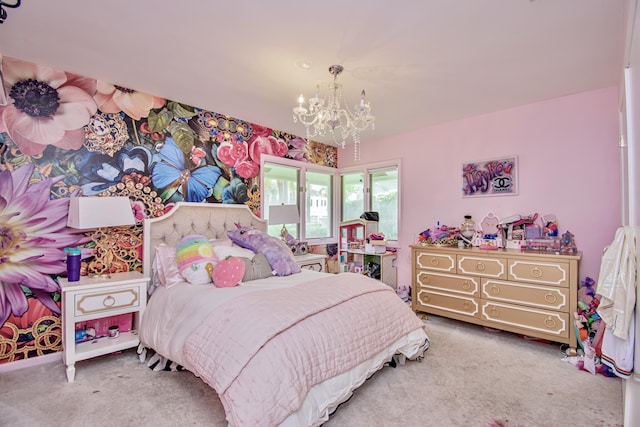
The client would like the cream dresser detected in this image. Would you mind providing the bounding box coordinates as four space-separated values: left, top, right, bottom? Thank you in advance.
411 245 581 350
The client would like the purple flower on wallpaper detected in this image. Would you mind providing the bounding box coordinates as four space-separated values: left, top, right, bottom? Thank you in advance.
0 57 98 156
0 163 88 325
287 136 309 162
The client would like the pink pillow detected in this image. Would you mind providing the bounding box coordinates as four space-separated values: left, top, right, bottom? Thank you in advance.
212 257 245 288
153 244 184 288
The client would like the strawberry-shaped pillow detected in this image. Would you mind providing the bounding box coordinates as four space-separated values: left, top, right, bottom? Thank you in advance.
212 256 246 288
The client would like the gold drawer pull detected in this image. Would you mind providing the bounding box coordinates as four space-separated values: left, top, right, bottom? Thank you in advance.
544 317 557 328
489 285 500 295
423 295 430 303
531 267 543 278
429 258 439 266
103 295 116 307
475 262 486 272
463 301 472 311
461 281 472 290
489 306 500 317
544 293 557 303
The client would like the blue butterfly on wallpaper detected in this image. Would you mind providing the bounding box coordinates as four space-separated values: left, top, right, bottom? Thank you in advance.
152 138 222 202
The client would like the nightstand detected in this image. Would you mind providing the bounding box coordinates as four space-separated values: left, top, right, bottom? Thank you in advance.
294 253 328 272
60 271 149 382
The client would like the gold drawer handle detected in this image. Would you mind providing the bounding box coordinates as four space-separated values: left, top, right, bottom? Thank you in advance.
531 267 543 278
475 262 486 272
423 295 430 303
544 293 557 303
429 258 439 266
489 306 500 317
544 317 557 328
103 295 116 307
489 285 500 295
461 281 472 290
463 301 472 311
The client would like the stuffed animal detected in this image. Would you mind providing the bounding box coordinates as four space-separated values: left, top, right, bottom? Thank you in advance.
176 234 217 285
227 225 301 276
212 256 245 288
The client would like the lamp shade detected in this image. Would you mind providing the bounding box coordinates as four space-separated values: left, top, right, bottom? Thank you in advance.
67 196 135 229
269 204 299 225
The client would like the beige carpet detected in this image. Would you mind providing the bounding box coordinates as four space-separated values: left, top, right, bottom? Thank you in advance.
0 315 623 427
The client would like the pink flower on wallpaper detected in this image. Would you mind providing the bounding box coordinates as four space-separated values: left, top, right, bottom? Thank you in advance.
250 123 273 138
247 134 288 164
190 146 207 166
94 81 165 120
235 160 260 179
0 164 89 325
217 140 249 167
0 57 98 156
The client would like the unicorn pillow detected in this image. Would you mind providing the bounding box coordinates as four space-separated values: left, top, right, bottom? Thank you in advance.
227 225 301 276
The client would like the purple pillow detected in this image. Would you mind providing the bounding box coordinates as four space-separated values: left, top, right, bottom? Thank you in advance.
227 226 301 276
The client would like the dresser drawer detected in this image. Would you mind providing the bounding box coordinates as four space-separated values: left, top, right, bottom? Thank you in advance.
481 301 569 339
482 279 569 311
415 289 479 319
415 251 456 273
457 255 506 279
416 271 479 297
74 286 140 316
508 259 569 287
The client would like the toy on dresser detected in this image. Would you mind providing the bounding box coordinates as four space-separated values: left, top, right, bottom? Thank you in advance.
559 230 577 254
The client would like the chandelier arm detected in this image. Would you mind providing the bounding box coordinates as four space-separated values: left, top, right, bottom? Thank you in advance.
292 64 374 149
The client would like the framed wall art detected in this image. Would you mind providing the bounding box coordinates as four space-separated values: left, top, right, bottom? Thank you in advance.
462 156 518 197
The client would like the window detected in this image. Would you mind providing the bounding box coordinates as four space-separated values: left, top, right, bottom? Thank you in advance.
262 155 337 244
340 161 400 242
341 172 364 222
306 171 333 239
262 164 300 238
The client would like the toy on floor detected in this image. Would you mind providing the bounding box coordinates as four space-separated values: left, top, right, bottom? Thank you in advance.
396 285 411 303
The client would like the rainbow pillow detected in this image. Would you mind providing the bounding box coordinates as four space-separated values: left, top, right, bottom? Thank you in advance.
175 235 217 285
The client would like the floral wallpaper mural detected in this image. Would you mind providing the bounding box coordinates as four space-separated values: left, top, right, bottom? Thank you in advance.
0 56 337 364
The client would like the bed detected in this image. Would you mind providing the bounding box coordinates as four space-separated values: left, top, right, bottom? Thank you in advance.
139 202 430 427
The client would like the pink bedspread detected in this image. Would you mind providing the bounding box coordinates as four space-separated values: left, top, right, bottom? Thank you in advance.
184 273 426 427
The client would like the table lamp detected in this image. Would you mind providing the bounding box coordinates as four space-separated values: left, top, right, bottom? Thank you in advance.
67 196 135 277
268 204 299 243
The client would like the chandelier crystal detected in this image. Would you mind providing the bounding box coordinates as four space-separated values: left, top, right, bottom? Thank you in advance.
292 65 374 160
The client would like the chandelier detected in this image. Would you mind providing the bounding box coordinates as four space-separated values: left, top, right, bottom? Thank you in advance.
292 65 374 160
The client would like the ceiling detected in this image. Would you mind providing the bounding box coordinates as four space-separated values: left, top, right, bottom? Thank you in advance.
0 0 628 145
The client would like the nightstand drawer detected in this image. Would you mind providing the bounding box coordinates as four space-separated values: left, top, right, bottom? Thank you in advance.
75 286 140 316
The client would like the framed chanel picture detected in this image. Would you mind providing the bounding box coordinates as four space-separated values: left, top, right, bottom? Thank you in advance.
462 156 518 197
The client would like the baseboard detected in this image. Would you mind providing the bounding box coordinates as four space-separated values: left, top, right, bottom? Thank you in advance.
0 352 62 373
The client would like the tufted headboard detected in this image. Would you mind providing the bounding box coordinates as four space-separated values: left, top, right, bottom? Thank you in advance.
142 202 267 278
